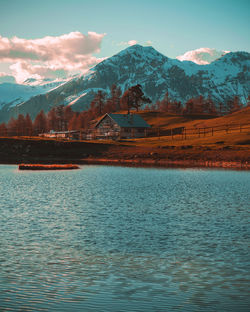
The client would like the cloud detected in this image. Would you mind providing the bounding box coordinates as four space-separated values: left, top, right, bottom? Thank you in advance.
0 31 106 83
128 40 137 46
118 40 138 46
176 48 230 65
9 61 70 83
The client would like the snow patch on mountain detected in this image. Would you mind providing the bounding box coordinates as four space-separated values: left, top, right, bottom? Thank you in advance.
65 92 87 106
0 78 68 111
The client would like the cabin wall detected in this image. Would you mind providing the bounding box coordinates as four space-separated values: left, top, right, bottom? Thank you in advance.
96 115 121 138
96 115 120 134
120 128 146 138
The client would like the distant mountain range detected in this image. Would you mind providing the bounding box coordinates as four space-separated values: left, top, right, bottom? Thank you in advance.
0 44 249 123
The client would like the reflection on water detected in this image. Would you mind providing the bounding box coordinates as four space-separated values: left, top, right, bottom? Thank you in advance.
0 165 249 311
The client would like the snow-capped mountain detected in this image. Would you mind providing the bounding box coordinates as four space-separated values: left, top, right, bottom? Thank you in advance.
22 77 68 87
0 78 69 122
0 44 249 122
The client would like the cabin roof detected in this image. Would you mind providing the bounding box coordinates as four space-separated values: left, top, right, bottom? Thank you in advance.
95 113 150 128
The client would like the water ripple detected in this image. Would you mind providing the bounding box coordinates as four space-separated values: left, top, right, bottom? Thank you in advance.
0 165 249 311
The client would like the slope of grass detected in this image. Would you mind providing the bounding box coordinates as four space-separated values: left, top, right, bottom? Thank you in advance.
121 108 250 148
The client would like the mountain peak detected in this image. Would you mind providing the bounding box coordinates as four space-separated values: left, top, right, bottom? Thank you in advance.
123 44 159 54
109 44 167 63
125 43 144 50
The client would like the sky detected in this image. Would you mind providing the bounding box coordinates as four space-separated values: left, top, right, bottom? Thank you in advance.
0 0 249 83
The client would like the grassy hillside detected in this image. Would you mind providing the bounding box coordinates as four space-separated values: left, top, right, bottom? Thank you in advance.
123 108 250 148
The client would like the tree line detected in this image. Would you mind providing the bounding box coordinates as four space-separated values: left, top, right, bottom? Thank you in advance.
0 84 248 137
152 92 247 115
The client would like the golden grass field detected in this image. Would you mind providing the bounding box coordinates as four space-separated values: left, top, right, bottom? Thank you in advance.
87 107 250 150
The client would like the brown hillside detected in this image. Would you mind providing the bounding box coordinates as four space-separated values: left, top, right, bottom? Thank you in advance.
118 108 250 148
136 107 250 129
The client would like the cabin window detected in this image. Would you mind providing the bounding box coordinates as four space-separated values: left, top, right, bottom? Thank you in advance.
138 128 145 133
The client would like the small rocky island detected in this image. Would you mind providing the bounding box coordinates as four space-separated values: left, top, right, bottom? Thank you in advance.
18 164 79 170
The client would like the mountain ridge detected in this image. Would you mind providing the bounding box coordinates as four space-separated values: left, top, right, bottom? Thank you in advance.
0 44 249 122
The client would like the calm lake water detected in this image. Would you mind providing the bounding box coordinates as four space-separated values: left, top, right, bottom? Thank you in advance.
0 165 249 311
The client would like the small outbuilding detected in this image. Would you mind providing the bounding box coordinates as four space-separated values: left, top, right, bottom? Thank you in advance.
39 130 80 140
94 113 150 139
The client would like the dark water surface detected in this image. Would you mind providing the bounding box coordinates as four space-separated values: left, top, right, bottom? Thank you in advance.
0 165 249 311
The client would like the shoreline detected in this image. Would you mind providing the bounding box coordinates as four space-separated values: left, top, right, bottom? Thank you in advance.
1 158 249 170
79 158 250 170
0 137 249 170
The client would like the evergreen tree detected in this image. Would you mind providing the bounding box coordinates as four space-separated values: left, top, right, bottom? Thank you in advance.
96 90 105 115
195 95 205 114
16 114 26 136
25 114 33 136
159 92 171 112
204 95 217 115
68 113 78 130
33 110 47 135
232 96 243 112
121 84 151 114
47 108 58 131
55 105 66 131
0 123 7 137
64 106 74 130
75 113 85 130
226 96 243 114
7 117 18 136
110 84 122 112
247 95 250 107
183 99 194 115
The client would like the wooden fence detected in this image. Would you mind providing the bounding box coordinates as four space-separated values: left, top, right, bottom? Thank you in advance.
148 123 250 141
1 123 249 141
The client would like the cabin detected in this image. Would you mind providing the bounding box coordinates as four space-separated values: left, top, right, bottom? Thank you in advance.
94 113 150 139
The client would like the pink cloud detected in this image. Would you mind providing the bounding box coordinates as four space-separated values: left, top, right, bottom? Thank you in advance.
9 61 68 83
0 31 106 83
128 40 137 46
176 48 230 65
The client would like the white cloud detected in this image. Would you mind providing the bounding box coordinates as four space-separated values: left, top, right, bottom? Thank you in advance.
176 48 230 65
0 31 106 83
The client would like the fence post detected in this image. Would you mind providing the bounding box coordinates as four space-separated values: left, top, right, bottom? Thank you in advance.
211 127 214 136
132 128 135 138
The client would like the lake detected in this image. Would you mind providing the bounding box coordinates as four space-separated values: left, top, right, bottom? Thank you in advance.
0 165 249 311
